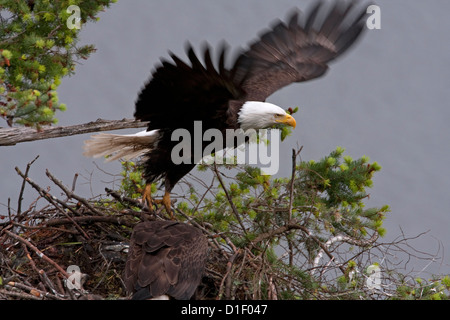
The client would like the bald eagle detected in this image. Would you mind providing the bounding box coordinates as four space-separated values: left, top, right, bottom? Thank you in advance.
84 1 368 215
124 221 208 300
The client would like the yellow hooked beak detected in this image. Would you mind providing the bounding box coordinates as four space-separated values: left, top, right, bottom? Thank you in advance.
276 114 297 128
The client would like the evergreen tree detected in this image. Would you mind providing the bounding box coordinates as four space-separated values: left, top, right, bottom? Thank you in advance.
0 0 116 128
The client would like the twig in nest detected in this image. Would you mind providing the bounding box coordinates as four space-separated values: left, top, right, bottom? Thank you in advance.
213 163 247 235
288 147 303 221
268 275 278 300
46 169 102 216
5 281 65 300
218 249 240 300
14 166 81 217
45 215 135 228
21 244 60 296
249 219 348 275
14 166 91 238
17 155 40 218
71 173 79 193
0 288 41 300
3 229 70 278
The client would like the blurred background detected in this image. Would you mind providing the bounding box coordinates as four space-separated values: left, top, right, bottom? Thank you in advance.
1 0 449 276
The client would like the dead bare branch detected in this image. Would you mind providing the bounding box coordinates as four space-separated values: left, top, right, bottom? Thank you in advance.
17 155 40 217
0 118 148 146
213 163 247 235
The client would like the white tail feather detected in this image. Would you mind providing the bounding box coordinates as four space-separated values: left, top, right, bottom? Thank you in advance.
83 130 159 162
149 295 170 300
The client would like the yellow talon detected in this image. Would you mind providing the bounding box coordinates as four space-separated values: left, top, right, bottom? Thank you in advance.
142 185 173 219
161 191 174 220
142 183 154 212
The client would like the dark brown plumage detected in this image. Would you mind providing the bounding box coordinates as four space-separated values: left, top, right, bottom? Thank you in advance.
124 221 208 300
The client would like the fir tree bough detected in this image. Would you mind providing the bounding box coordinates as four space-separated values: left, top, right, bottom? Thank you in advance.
0 0 116 128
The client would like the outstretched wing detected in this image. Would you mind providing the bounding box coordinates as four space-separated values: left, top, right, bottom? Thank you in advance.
124 221 208 300
232 0 369 102
134 43 245 131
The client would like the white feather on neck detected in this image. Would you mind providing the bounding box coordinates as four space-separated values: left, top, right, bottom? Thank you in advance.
237 101 287 131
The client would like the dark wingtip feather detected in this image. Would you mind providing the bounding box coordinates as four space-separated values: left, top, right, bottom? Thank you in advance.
202 46 214 71
217 40 230 75
333 1 372 57
182 42 200 69
287 9 301 29
304 0 325 30
169 50 189 70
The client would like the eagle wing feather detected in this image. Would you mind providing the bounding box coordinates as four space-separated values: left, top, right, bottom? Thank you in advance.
124 221 208 300
231 0 369 102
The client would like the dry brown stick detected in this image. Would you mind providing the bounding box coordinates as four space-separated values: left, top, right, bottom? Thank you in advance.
105 188 146 211
287 148 302 267
5 281 65 300
119 208 154 223
0 288 41 300
268 274 277 300
21 244 64 297
11 221 79 234
46 169 103 216
39 269 60 296
250 220 347 275
54 274 65 297
22 244 40 276
7 197 12 223
251 220 303 245
288 147 303 221
43 194 90 239
46 215 134 227
193 175 216 213
17 155 40 217
4 229 70 278
14 166 82 218
22 245 50 288
0 118 148 146
6 282 40 296
231 248 248 298
71 173 79 193
218 249 240 300
14 166 90 239
213 163 247 235
224 251 239 300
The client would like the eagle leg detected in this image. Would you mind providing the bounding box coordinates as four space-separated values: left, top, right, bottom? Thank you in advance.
142 183 174 219
153 191 174 220
142 183 155 213
162 191 174 220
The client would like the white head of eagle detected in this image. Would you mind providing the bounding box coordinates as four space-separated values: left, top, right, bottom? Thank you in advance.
238 101 296 131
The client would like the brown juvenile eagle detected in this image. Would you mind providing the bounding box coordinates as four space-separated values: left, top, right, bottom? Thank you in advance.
84 1 369 215
124 221 208 300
